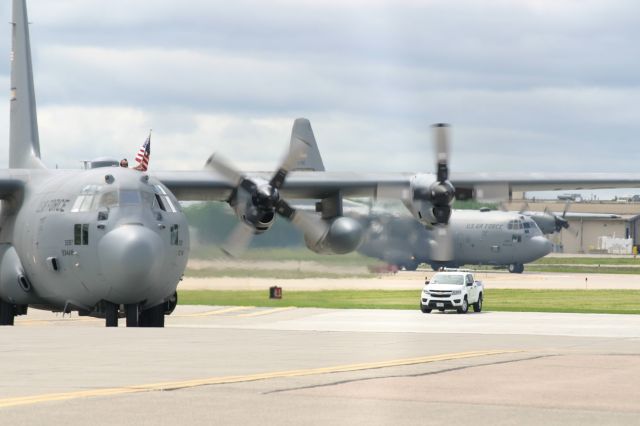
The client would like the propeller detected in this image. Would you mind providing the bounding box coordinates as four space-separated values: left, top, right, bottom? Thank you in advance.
543 203 570 233
412 124 456 224
206 120 329 257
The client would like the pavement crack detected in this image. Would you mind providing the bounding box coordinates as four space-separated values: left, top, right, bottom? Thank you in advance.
263 354 556 395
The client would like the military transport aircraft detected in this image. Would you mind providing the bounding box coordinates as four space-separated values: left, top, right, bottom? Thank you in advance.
4 0 640 327
355 209 552 273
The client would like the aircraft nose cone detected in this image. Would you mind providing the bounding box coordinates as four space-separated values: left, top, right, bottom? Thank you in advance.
533 236 553 258
99 225 163 301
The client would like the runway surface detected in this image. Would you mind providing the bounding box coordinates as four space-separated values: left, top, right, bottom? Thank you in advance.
2 306 640 425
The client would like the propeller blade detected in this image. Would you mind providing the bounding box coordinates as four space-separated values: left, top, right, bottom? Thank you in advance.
275 199 329 243
205 153 244 186
433 123 450 182
269 124 313 189
221 222 256 258
430 224 453 262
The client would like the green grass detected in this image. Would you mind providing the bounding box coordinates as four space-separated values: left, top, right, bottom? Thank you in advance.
178 289 640 315
525 265 640 275
533 257 640 266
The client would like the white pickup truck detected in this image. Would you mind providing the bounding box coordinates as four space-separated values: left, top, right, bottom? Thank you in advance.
420 270 483 314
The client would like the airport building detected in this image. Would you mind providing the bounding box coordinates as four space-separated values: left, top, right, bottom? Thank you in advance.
505 199 640 254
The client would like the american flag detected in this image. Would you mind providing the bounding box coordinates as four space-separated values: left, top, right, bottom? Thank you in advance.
134 132 151 171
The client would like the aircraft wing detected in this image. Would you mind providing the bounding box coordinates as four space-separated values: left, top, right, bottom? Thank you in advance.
153 170 413 201
155 170 640 202
450 172 640 194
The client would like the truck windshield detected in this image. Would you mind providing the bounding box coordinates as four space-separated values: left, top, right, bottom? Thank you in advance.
430 274 464 285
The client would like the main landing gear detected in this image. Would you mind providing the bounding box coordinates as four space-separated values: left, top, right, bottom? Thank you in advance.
508 263 524 274
0 300 15 326
0 301 26 326
103 302 166 328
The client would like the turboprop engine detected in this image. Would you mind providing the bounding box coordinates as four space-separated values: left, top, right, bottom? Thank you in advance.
405 124 456 227
206 119 332 257
229 178 278 235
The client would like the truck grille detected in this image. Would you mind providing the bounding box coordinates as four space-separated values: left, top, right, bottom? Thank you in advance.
429 291 452 298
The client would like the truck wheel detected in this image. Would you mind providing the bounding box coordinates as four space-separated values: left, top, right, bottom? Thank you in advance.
420 303 431 313
457 297 469 314
473 293 483 312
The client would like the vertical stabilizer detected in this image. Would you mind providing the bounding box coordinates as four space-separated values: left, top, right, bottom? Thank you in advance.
290 118 325 171
9 0 45 169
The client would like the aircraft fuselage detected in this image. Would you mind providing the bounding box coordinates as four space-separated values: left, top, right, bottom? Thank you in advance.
358 209 551 270
0 167 189 314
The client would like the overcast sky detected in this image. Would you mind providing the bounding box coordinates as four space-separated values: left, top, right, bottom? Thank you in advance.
1 0 639 191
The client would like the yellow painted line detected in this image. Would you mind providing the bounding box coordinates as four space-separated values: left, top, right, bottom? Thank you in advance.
0 349 521 409
175 306 254 318
236 307 296 318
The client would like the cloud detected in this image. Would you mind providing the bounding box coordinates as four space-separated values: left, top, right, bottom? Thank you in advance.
0 0 638 182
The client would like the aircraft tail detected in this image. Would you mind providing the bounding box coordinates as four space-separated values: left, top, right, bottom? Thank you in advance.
9 0 45 169
290 118 325 171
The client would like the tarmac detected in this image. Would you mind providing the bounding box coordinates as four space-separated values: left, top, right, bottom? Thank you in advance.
2 301 640 425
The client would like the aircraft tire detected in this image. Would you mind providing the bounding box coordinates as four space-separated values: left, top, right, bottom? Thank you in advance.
105 302 118 327
456 297 469 314
125 304 140 327
0 300 15 326
420 303 431 313
140 304 165 328
473 293 483 313
508 263 524 274
403 261 419 271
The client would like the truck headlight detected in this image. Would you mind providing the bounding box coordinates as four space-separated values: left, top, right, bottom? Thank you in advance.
423 290 430 295
452 290 462 295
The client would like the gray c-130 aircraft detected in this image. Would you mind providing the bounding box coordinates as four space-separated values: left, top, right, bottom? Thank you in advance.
4 0 640 327
356 209 552 273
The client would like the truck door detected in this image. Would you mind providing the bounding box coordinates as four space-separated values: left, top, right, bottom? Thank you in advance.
465 274 477 302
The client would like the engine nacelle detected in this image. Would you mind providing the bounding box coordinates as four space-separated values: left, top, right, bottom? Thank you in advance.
408 174 454 226
0 244 33 305
231 189 276 234
304 216 364 255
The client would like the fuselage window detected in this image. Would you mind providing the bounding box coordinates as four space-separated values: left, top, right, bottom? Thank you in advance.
74 224 89 245
170 224 179 245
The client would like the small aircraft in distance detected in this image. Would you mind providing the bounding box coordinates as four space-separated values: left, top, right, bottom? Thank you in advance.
3 0 640 327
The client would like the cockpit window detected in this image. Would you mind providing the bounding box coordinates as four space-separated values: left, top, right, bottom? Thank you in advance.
98 191 118 209
153 185 179 213
508 220 524 230
71 185 101 212
119 190 141 205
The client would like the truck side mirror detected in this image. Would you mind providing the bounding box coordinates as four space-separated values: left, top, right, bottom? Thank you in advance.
466 282 472 287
